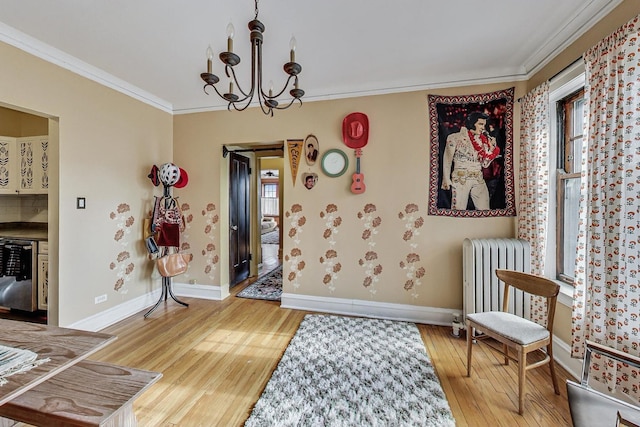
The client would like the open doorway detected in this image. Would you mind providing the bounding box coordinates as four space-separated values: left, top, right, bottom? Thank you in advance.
258 157 283 277
223 142 283 285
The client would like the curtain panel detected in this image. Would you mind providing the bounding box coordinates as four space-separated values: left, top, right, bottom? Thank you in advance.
572 14 640 403
518 82 550 325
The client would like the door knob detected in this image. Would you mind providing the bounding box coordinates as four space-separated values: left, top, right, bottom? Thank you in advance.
230 225 238 231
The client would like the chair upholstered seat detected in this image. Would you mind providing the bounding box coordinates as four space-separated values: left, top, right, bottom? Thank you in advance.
466 269 560 415
466 312 549 345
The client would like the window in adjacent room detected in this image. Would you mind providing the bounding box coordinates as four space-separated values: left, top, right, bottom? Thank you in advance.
262 183 277 199
261 181 279 217
555 88 584 284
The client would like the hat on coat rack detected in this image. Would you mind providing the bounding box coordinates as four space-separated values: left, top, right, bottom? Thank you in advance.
147 165 160 186
342 112 369 148
159 163 181 186
174 167 189 188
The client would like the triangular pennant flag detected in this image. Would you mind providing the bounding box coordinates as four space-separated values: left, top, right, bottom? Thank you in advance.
287 139 303 187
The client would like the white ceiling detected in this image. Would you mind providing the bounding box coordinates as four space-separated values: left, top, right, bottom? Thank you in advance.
0 0 622 114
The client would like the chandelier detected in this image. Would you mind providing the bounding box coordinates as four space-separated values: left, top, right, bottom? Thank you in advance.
199 0 304 116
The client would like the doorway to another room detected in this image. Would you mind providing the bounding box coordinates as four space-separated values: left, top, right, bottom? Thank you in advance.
259 159 282 277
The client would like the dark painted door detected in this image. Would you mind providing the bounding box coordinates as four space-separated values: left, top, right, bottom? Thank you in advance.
229 152 251 287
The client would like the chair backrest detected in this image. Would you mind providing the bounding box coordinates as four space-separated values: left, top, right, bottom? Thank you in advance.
495 269 560 330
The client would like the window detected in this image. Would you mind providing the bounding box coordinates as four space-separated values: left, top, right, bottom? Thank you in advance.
262 183 277 199
261 182 279 216
555 89 584 284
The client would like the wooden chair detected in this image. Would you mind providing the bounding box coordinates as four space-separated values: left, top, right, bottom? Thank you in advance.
466 269 560 414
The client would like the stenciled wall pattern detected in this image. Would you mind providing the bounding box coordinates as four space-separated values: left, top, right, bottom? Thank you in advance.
283 201 428 302
201 203 220 279
179 200 193 281
284 203 306 289
358 203 382 296
109 203 135 293
319 204 342 292
398 203 426 299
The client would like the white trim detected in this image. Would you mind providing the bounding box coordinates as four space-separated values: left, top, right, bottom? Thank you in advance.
557 282 574 307
0 22 173 114
553 334 582 381
66 288 162 331
173 282 223 300
524 0 623 77
545 66 585 286
281 293 461 326
66 283 222 332
1 0 618 117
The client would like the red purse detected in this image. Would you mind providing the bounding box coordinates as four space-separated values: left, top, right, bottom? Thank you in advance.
156 222 180 247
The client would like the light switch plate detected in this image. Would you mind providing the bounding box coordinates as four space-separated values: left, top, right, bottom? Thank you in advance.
77 197 86 209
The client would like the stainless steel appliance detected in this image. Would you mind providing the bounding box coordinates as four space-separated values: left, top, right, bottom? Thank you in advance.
0 238 38 312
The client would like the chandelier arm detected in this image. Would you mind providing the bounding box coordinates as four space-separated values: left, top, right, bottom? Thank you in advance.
258 101 274 116
229 99 256 112
273 97 302 110
204 83 232 101
262 74 296 99
225 66 252 101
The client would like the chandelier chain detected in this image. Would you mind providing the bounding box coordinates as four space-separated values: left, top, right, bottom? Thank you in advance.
254 0 259 20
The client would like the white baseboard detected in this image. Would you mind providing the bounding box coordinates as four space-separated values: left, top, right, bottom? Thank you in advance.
281 292 462 326
67 288 163 332
552 335 582 381
67 282 223 332
173 282 223 300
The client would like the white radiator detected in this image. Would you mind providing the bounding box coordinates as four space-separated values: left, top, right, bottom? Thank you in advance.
462 238 531 320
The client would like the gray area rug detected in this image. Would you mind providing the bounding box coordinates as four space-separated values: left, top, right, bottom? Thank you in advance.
261 229 279 245
244 314 456 427
237 265 282 301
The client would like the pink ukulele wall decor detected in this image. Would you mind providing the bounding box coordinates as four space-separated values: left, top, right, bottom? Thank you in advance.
342 112 369 194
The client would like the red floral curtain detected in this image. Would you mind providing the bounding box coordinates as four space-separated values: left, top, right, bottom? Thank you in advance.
571 14 640 403
518 82 550 325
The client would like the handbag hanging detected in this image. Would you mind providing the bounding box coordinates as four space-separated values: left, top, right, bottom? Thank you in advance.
156 222 180 247
152 196 183 231
157 253 191 277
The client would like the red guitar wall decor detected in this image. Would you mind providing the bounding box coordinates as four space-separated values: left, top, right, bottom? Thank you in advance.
351 148 365 194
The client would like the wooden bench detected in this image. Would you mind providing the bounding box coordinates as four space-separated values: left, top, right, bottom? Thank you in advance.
0 360 161 426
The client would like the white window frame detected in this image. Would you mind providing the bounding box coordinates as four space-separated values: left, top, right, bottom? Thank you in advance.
546 60 585 307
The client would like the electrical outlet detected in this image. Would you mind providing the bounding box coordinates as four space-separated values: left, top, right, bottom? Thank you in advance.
94 294 107 304
189 279 197 284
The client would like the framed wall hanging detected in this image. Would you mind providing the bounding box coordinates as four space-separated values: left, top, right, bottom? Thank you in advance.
427 87 516 218
304 134 319 166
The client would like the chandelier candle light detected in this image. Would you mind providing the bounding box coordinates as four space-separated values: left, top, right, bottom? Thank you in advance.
199 0 304 116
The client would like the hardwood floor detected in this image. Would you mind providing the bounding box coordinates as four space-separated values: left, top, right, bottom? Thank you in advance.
79 279 576 427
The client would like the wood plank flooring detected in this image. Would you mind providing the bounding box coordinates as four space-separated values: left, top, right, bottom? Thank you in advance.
82 278 575 427
12 261 575 426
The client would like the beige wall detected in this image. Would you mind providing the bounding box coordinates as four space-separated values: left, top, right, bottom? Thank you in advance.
0 41 173 326
174 82 522 310
0 1 637 335
0 106 48 136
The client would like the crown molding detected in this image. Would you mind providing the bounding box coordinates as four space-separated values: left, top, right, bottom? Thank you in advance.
523 0 624 76
0 22 174 114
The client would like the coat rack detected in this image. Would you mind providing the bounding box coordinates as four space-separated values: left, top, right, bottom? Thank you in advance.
144 163 190 318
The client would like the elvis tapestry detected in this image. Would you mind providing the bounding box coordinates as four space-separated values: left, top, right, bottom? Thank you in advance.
428 87 516 217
